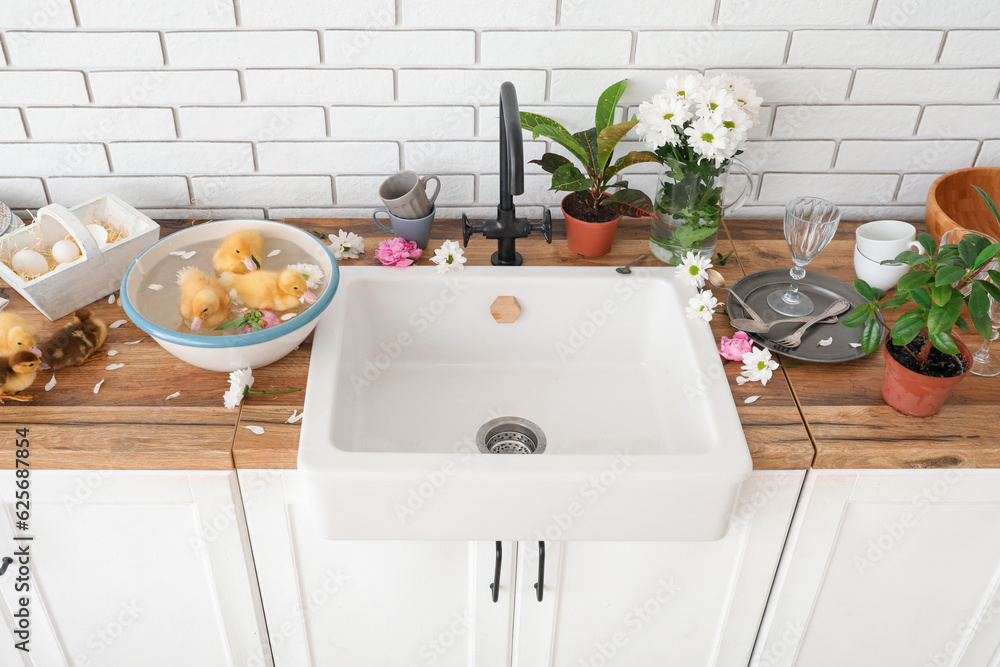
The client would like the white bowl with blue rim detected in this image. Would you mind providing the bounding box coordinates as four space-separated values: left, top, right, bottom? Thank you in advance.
120 219 338 372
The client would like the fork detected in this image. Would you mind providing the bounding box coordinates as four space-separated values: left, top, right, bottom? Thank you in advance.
771 299 851 348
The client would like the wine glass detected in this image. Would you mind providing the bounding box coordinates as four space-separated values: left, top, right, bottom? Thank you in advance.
767 196 841 317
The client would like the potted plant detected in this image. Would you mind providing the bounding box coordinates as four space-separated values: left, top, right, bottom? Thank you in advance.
520 80 658 257
845 195 1000 416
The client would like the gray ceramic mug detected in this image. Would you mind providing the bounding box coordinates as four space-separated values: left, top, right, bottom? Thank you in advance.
373 205 436 249
378 171 441 219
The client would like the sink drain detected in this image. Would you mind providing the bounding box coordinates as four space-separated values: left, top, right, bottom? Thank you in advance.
476 417 546 455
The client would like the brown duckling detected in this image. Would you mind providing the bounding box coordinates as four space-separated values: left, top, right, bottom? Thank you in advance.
0 351 40 403
39 309 108 371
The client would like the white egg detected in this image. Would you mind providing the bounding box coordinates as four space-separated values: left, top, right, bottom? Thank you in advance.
51 239 81 264
87 223 109 246
11 249 49 276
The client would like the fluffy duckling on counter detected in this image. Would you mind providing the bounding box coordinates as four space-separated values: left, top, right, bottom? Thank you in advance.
0 351 40 403
177 266 232 333
39 309 108 372
213 230 263 275
0 311 40 357
220 268 317 312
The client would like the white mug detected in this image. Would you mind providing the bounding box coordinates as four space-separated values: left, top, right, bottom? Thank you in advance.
856 220 922 263
854 246 910 292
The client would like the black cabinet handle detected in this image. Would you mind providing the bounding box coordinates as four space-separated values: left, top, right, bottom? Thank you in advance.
534 541 545 601
490 541 502 603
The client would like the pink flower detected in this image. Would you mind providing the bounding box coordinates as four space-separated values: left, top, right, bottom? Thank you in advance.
719 331 753 361
376 237 423 267
236 309 282 335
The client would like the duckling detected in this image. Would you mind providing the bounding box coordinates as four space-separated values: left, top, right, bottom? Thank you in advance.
0 351 40 403
0 311 40 357
177 266 233 333
213 230 263 275
220 268 317 312
39 309 108 372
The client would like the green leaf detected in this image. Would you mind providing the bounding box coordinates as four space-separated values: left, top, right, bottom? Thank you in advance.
605 150 661 181
896 270 932 291
910 288 933 310
956 316 970 332
958 237 979 268
969 282 993 340
529 153 571 175
973 184 1000 225
890 312 926 347
604 189 655 218
880 296 911 310
926 295 963 336
917 232 936 256
596 120 637 169
989 269 1000 285
936 245 961 264
934 265 967 286
975 242 1000 269
842 305 873 328
861 319 882 355
929 331 960 355
519 113 589 164
890 250 930 267
572 128 601 180
550 163 594 192
251 255 260 269
931 283 952 307
853 278 874 302
975 278 1000 303
595 80 627 132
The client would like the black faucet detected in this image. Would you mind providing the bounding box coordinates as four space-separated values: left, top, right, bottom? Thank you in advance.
462 81 551 266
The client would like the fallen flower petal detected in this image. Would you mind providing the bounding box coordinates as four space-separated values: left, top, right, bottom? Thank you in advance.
744 395 761 404
181 251 196 260
109 320 128 328
108 294 115 305
123 338 144 345
107 349 118 356
280 313 296 321
287 409 304 424
267 249 281 257
45 375 56 391
849 342 863 348
93 379 105 394
166 391 181 400
106 363 125 370
244 425 265 435
818 337 833 347
147 284 163 291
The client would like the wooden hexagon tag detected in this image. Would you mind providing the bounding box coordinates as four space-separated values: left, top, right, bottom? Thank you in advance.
490 296 521 323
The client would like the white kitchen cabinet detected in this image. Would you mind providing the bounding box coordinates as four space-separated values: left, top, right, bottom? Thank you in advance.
0 470 270 667
241 470 803 667
751 469 1000 667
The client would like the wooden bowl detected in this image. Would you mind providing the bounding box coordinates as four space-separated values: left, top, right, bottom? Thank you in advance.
926 167 1000 242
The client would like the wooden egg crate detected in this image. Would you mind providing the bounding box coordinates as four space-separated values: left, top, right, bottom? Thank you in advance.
0 194 160 320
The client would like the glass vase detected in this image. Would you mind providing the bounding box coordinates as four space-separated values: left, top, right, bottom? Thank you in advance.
649 156 752 265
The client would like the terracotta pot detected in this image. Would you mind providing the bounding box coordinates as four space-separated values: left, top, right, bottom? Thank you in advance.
562 197 621 258
881 334 973 417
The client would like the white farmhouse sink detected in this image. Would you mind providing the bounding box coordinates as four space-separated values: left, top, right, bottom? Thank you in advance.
298 266 751 541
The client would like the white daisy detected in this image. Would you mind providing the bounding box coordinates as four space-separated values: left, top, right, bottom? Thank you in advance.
736 347 779 387
684 116 729 164
331 230 365 260
663 74 706 100
224 367 255 409
686 290 719 323
675 251 712 288
692 86 737 120
727 76 763 121
288 262 323 290
430 240 467 274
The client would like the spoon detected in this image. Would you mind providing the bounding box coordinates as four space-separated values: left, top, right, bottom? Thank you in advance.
616 254 647 274
706 269 764 324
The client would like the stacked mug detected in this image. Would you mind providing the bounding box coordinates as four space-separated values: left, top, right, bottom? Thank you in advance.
373 171 441 249
854 220 923 291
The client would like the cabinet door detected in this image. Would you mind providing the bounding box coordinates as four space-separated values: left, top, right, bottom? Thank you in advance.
0 470 269 667
512 471 804 667
752 470 1000 667
239 470 515 667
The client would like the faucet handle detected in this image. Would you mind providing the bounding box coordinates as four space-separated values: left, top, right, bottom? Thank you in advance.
531 209 552 244
462 213 482 247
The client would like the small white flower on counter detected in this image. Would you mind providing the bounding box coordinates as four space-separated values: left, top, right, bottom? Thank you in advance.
267 249 281 258
674 251 712 288
331 229 365 260
93 378 104 394
109 319 128 328
147 284 163 291
744 395 761 404
818 337 833 347
430 240 467 274
244 425 265 435
224 367 255 409
736 346 779 387
105 363 124 370
288 262 323 290
45 375 56 391
686 289 719 323
166 391 181 400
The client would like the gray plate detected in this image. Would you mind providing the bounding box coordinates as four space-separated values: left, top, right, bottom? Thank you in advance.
726 269 870 363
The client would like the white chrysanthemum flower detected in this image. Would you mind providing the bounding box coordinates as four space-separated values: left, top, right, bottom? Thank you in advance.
635 94 693 149
720 105 752 149
692 86 737 120
674 251 713 288
686 290 719 323
736 347 779 387
663 74 707 100
288 262 323 290
430 240 467 274
224 367 255 409
684 116 729 162
727 76 763 121
331 229 365 260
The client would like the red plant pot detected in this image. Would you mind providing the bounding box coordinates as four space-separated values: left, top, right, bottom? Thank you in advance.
562 198 621 258
881 334 973 417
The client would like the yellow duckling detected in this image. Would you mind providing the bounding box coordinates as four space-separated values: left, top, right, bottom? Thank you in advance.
220 268 317 312
177 266 233 333
0 311 40 357
213 230 263 274
0 351 40 403
39 309 108 372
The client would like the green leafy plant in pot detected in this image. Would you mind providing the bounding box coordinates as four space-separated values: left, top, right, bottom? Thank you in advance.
845 189 1000 416
520 80 658 258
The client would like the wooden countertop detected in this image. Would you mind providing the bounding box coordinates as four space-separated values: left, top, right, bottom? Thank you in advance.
2 216 996 471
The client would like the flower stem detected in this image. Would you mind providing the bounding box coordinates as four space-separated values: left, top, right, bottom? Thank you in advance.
244 387 302 396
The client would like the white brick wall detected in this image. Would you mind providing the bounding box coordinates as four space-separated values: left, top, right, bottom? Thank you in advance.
0 0 997 220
